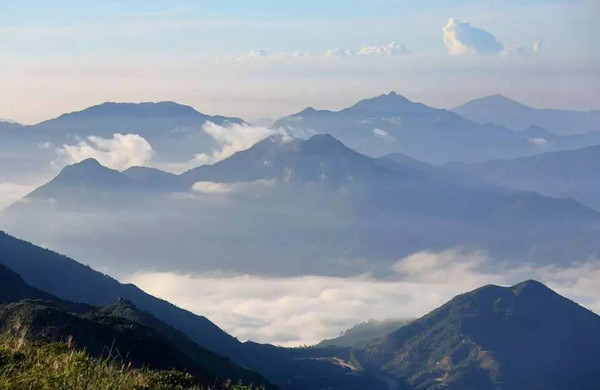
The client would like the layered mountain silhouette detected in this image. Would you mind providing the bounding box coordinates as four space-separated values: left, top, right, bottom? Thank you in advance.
446 145 600 211
7 133 600 273
0 101 245 171
2 238 598 389
0 231 395 389
357 280 600 389
453 94 600 135
273 92 539 164
0 261 271 388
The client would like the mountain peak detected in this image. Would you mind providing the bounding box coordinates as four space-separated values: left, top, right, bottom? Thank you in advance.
511 279 554 296
458 94 531 111
344 92 431 116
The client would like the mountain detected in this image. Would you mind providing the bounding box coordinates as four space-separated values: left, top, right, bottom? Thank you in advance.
446 145 600 211
0 102 246 183
0 262 270 387
33 101 243 137
316 319 411 349
358 280 600 389
0 231 393 389
16 158 187 208
181 133 417 187
273 92 538 164
453 94 600 135
8 133 600 273
0 231 242 359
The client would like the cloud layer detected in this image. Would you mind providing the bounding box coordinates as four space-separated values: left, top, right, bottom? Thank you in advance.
443 18 504 56
326 42 411 58
191 122 276 165
129 248 600 347
55 133 154 170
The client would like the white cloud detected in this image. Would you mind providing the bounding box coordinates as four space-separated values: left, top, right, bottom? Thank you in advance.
191 179 275 195
325 42 410 58
190 122 276 165
248 49 269 58
325 48 355 58
128 247 600 347
528 137 549 147
443 18 504 56
192 181 237 194
236 49 311 61
55 133 154 170
373 128 397 144
358 42 411 56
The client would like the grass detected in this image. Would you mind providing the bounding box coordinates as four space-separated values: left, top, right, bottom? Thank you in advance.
0 328 264 390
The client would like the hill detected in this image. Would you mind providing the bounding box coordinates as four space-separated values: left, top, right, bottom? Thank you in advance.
446 145 600 211
453 94 600 135
7 133 600 274
358 280 600 389
273 92 537 164
0 262 271 388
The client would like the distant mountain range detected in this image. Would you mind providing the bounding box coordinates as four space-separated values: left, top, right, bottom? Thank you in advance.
446 145 600 211
1 232 598 389
0 231 393 390
0 101 245 172
273 92 537 164
453 94 600 135
7 133 600 273
2 94 599 181
273 92 600 164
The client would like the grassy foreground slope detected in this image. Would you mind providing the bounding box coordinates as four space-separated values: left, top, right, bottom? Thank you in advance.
0 332 262 390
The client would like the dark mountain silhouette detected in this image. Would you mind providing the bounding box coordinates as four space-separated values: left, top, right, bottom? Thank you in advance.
453 94 600 135
0 262 270 387
446 145 600 211
0 231 241 358
0 231 392 389
273 92 537 164
358 280 600 390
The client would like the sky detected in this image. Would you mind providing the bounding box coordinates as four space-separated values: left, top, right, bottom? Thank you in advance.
1 0 598 123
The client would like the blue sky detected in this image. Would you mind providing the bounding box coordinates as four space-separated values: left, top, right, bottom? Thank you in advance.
1 0 597 123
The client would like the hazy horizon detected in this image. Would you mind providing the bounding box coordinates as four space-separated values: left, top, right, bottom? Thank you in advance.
2 0 598 124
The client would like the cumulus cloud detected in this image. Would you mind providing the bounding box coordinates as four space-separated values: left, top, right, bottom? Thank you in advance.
373 128 397 144
325 48 355 58
55 133 154 170
326 42 411 58
528 137 549 147
192 181 237 194
443 18 504 56
248 49 268 58
191 180 274 195
358 42 411 56
128 247 600 346
190 122 276 165
236 49 310 61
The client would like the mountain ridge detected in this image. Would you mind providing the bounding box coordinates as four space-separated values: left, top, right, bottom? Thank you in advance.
453 94 600 135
